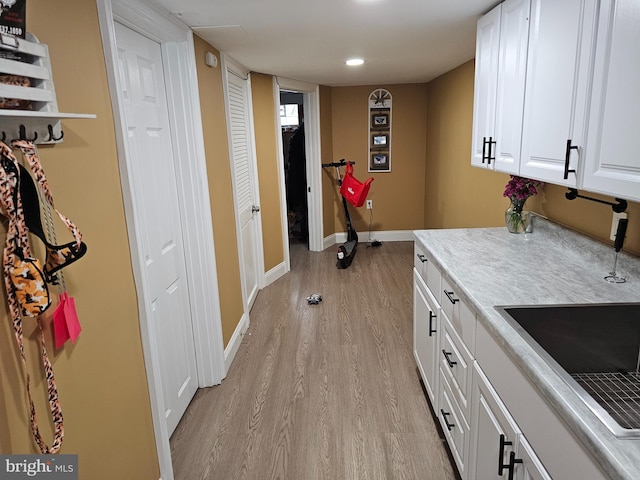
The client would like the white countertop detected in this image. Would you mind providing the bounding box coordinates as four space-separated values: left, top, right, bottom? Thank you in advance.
414 216 640 480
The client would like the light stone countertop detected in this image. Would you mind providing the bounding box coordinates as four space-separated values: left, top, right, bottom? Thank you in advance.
413 216 640 480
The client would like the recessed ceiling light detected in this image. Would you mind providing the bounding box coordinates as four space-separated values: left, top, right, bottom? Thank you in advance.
346 58 365 66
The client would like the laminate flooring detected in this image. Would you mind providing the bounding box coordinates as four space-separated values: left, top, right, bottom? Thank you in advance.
170 241 456 480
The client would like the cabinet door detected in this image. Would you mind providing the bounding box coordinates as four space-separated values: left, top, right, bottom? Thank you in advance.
469 363 520 480
493 0 531 174
583 0 640 203
519 0 598 185
471 4 501 169
413 270 440 409
514 435 552 480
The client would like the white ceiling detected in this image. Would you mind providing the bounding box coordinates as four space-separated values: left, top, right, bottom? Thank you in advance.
148 0 499 86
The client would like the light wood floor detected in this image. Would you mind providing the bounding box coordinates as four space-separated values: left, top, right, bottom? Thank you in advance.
170 241 457 480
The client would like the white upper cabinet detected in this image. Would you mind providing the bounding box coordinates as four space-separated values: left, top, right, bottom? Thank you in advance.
471 0 530 174
519 0 598 186
582 0 640 203
471 4 500 169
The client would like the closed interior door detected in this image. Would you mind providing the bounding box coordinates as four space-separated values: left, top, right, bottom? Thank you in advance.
226 69 260 309
115 22 198 436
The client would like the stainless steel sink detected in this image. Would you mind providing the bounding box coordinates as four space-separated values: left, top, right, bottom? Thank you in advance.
496 303 640 438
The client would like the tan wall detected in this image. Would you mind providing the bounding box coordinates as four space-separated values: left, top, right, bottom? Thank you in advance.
250 73 284 271
193 36 245 346
425 60 640 256
425 60 510 229
329 84 429 234
0 1 159 478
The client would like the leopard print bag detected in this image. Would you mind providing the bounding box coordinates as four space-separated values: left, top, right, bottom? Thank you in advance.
0 141 63 454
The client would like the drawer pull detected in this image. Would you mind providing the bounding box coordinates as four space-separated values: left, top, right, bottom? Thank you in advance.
487 136 496 165
442 349 457 368
564 139 578 179
507 451 523 480
428 311 437 336
444 290 459 304
498 434 514 476
481 137 487 164
416 253 427 263
440 409 455 431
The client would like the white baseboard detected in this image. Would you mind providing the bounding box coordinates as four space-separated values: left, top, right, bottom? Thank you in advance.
224 312 249 374
264 261 287 287
323 230 414 249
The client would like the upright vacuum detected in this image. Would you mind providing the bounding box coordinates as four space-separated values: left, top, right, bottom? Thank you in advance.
322 159 373 269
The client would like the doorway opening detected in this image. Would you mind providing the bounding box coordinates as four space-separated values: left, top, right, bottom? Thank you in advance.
280 91 308 248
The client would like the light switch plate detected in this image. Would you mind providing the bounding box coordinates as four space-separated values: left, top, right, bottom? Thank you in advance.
610 212 628 241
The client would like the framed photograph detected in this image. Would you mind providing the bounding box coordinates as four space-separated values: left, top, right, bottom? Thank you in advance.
370 152 390 171
371 113 389 129
371 133 388 148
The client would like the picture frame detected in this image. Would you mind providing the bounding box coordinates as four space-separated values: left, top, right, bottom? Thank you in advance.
371 113 389 129
370 152 390 171
371 132 388 148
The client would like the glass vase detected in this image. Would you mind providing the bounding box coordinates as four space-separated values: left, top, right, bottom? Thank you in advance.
505 200 530 234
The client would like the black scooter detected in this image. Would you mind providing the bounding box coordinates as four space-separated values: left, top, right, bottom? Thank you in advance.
322 159 360 269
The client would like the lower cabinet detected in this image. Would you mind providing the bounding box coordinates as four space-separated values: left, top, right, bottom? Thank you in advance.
413 269 440 409
469 363 551 480
413 243 553 480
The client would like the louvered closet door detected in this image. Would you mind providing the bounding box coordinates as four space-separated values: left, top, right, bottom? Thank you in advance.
227 70 260 310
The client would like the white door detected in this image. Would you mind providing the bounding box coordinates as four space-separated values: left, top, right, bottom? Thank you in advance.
413 270 439 409
115 22 198 436
514 435 552 480
519 0 598 185
583 0 640 203
471 3 501 169
226 69 261 310
468 364 520 480
493 0 530 174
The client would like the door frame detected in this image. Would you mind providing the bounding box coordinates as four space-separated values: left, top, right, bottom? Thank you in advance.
97 1 226 479
221 55 265 311
275 77 323 263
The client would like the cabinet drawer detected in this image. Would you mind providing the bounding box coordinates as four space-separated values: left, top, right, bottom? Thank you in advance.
440 313 474 421
439 371 470 478
441 276 476 353
414 242 441 300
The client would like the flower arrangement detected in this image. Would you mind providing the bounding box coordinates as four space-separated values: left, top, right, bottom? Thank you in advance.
503 175 544 233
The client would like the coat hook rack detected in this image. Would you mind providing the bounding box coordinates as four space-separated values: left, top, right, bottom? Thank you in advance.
18 124 38 142
47 124 64 142
565 188 627 213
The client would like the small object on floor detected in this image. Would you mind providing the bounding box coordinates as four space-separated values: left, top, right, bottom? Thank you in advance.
371 240 383 247
306 293 322 305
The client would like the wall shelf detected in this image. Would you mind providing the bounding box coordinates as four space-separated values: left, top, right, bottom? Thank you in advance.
0 33 95 143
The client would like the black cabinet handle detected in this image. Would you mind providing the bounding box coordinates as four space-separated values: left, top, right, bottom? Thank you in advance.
429 311 437 336
487 136 496 165
417 253 427 263
482 137 488 164
442 349 457 368
498 434 513 476
564 139 579 179
444 290 459 304
507 451 523 480
440 409 455 431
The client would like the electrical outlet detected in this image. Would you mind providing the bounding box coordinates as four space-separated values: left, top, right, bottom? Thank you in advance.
610 212 628 241
366 199 373 209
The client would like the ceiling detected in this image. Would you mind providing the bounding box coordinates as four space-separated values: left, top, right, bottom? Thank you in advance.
148 0 499 87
